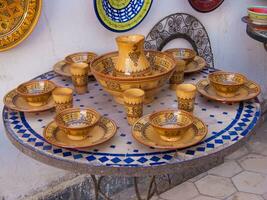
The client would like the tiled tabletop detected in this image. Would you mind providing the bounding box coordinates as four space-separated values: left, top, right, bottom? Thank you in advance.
3 68 261 176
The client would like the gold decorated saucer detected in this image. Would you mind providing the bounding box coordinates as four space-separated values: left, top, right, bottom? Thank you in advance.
132 114 207 149
185 56 206 74
43 117 117 148
4 89 55 112
196 79 261 102
53 60 93 77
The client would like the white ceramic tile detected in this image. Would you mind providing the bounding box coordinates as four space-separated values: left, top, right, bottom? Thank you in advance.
191 195 219 200
160 182 199 200
208 161 242 178
246 140 267 156
195 175 236 199
232 171 267 195
226 192 264 200
239 154 267 174
225 146 250 160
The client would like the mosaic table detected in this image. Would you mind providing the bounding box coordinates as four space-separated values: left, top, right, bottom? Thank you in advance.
3 68 261 178
3 67 262 199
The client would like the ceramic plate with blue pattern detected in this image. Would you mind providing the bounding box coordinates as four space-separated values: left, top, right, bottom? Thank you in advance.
94 0 153 32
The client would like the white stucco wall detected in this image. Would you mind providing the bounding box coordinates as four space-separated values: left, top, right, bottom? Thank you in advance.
1 0 267 199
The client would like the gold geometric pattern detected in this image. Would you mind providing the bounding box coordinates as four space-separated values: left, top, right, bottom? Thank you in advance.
0 0 42 51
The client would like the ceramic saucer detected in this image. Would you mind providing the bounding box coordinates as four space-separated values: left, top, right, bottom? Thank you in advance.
185 56 206 74
43 117 117 148
4 89 55 112
196 79 261 102
53 60 93 77
242 16 267 31
132 114 207 149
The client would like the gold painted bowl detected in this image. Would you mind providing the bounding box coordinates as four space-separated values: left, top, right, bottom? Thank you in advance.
165 48 197 65
149 110 194 142
91 50 175 104
65 52 97 71
208 71 247 98
16 80 56 107
54 108 101 141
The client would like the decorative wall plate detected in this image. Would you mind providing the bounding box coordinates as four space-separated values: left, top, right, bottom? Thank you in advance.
196 79 261 103
132 114 208 149
43 117 117 149
94 0 153 32
188 0 224 13
4 89 55 112
53 60 93 77
0 0 42 51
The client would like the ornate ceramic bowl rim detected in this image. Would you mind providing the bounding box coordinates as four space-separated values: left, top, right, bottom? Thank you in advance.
65 52 98 64
16 80 56 97
54 108 101 131
164 48 197 61
149 109 194 131
248 6 267 16
91 50 176 82
208 71 247 87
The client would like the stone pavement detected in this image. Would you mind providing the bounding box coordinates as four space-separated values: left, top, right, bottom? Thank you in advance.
152 122 267 200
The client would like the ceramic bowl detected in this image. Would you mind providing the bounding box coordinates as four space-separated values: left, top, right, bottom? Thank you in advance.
17 80 56 106
248 6 267 21
149 110 193 142
208 71 247 97
165 48 197 65
55 108 101 141
65 52 97 66
91 50 176 104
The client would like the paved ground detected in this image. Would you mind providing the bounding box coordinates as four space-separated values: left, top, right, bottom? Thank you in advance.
151 121 267 200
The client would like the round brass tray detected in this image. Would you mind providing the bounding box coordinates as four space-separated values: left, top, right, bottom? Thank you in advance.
0 0 42 51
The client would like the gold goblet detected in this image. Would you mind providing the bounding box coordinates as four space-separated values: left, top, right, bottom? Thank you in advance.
123 88 145 125
169 59 186 90
52 87 73 114
176 84 197 113
70 63 89 94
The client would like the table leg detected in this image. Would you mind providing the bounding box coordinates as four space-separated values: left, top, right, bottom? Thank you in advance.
91 175 111 200
134 176 158 200
90 175 158 200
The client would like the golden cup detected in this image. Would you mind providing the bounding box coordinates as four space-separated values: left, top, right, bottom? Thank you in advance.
149 110 193 142
55 108 101 141
169 59 186 90
208 71 247 98
70 63 89 94
16 80 56 107
176 84 197 112
52 87 73 113
165 48 196 65
123 88 145 125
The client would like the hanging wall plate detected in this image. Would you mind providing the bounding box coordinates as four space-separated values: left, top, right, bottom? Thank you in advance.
94 0 153 32
0 0 42 52
189 0 224 13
